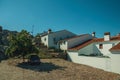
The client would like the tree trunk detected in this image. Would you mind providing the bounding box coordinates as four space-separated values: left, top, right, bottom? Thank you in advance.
22 55 25 62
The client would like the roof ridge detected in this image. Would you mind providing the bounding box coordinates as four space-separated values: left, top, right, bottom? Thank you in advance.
51 29 76 35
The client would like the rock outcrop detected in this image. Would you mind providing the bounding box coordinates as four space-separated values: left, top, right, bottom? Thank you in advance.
0 26 17 60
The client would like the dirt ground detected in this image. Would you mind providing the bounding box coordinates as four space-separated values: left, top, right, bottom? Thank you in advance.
0 59 120 80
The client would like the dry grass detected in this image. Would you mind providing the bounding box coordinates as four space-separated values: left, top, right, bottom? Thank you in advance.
0 59 120 80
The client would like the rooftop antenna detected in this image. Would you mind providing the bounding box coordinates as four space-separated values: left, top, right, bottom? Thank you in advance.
31 25 34 35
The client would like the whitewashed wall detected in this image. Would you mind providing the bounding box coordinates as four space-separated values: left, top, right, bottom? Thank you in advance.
78 41 120 56
94 41 120 56
78 43 102 55
67 51 110 71
60 41 68 50
67 51 80 62
67 51 120 74
41 35 48 47
78 44 94 55
95 42 113 56
48 30 76 48
41 30 76 48
110 53 120 74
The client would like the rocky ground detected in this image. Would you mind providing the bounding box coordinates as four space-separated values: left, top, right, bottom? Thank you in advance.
0 59 120 80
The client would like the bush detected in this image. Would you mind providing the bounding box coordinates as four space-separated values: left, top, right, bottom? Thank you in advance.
38 49 52 59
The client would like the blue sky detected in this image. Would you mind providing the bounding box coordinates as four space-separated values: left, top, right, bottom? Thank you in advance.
0 0 120 37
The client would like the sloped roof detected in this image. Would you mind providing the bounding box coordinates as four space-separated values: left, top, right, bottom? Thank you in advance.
40 29 76 37
40 32 48 37
68 39 93 51
110 43 120 51
59 34 89 42
69 36 120 51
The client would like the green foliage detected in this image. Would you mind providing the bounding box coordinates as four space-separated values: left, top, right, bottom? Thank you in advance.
33 33 41 48
5 30 38 59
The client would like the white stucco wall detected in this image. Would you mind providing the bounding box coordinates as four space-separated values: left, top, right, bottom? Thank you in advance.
67 50 120 74
67 51 111 71
95 41 120 56
67 51 79 62
47 30 76 48
110 53 120 74
60 41 68 50
78 43 101 55
67 40 120 74
41 30 76 48
78 41 120 56
95 43 112 56
41 35 48 47
78 44 94 55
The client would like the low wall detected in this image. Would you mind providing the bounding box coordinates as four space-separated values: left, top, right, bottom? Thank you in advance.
110 54 120 74
67 52 120 74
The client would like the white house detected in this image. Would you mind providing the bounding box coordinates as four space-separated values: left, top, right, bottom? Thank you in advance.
67 32 120 74
40 29 76 49
59 34 93 51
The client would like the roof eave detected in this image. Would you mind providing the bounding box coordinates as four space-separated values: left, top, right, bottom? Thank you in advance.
68 49 79 52
110 50 120 52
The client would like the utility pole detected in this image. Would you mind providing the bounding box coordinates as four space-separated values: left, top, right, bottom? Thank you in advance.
31 25 34 35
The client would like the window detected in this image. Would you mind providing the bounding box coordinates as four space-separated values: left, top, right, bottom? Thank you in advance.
44 38 46 41
53 38 56 42
53 38 57 44
64 41 66 44
99 44 103 49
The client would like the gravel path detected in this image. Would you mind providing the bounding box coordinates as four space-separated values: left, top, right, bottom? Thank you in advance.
0 59 120 80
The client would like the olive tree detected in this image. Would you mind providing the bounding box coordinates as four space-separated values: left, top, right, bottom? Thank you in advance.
5 30 38 61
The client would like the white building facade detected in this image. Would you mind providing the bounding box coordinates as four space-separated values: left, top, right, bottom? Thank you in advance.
40 29 76 49
59 34 93 51
67 32 120 74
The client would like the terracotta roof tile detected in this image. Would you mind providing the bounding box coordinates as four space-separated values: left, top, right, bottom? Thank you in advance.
110 36 120 41
93 38 104 42
110 43 120 51
69 36 120 51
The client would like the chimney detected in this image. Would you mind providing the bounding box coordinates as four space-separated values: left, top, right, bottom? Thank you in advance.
117 33 120 36
0 26 2 33
48 29 52 34
104 32 110 41
92 32 95 37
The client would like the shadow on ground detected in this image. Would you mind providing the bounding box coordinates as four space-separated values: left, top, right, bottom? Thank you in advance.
17 62 66 72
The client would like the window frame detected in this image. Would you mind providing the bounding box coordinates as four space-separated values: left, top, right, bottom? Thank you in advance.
99 44 103 49
44 38 46 41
